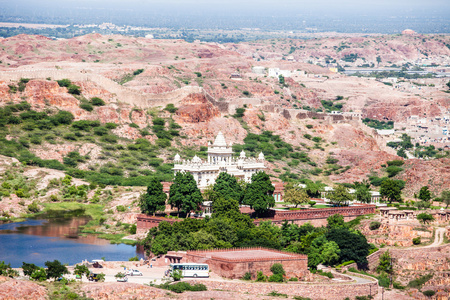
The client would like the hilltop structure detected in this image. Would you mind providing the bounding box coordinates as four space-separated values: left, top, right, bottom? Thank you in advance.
173 132 265 189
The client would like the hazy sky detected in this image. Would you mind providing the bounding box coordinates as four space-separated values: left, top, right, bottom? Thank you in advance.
0 0 448 32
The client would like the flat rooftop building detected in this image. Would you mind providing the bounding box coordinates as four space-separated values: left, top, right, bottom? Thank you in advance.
185 247 308 279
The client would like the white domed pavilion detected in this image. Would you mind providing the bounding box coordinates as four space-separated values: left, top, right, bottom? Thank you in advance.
173 132 266 189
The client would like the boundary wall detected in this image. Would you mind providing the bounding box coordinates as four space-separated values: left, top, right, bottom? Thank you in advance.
254 205 376 227
185 278 378 300
137 205 376 231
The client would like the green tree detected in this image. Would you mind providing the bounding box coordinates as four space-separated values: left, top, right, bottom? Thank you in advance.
417 213 434 224
213 172 243 203
307 235 341 268
0 261 19 278
169 172 203 217
139 177 167 215
376 250 393 274
284 183 309 207
212 197 240 218
243 171 275 216
326 228 370 266
380 179 402 203
321 240 341 266
22 262 39 277
73 264 90 279
304 182 322 198
418 186 431 202
327 214 345 229
442 190 450 208
355 184 372 203
45 260 69 280
328 185 353 206
30 268 47 281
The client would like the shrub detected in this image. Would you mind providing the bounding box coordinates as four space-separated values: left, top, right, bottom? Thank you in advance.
288 277 298 281
165 282 206 293
242 272 252 280
129 224 137 234
105 122 118 129
234 107 246 118
90 97 105 106
80 102 93 112
306 124 313 129
412 237 421 245
408 274 433 289
170 269 183 282
369 221 381 230
116 205 126 212
393 282 406 290
57 79 71 87
129 123 139 129
52 110 74 125
164 104 178 113
67 84 81 95
267 291 287 297
270 263 285 275
423 290 436 297
387 160 404 166
256 271 267 282
268 273 284 282
27 201 40 213
293 297 311 300
378 273 390 288
133 69 144 76
128 256 139 261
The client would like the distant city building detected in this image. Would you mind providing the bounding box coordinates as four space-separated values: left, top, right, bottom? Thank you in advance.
252 66 266 74
268 68 291 78
173 132 266 189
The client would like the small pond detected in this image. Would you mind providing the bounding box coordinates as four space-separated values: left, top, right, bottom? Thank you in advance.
0 216 144 268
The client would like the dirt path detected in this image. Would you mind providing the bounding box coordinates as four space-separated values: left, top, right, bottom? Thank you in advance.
425 227 446 248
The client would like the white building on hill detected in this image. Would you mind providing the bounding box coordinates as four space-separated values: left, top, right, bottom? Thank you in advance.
173 132 266 189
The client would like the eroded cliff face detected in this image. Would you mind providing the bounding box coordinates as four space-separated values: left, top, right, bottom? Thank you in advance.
175 93 221 123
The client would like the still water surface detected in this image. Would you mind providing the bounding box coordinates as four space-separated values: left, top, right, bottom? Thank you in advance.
0 217 144 268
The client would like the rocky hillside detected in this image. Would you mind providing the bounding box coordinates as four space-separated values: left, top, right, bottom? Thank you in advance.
0 33 449 197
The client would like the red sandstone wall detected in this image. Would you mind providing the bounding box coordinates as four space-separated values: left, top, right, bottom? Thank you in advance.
186 279 378 300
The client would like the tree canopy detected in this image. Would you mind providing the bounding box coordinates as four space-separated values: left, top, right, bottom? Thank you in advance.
169 172 203 217
418 186 431 202
45 260 69 280
284 183 309 207
355 184 371 203
213 172 243 203
139 177 167 215
242 171 275 216
326 227 370 266
328 185 354 206
380 179 403 203
442 190 450 208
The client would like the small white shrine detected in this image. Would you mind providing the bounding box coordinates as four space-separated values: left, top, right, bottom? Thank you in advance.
173 132 266 189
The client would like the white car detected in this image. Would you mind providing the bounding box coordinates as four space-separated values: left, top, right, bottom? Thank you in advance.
126 269 143 276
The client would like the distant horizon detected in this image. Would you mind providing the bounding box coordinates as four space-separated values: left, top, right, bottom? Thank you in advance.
0 0 448 34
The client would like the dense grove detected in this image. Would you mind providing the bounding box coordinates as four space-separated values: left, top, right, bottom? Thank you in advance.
142 172 374 269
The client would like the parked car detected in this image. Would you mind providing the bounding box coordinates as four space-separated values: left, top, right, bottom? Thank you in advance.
88 273 100 282
117 276 128 282
126 269 143 276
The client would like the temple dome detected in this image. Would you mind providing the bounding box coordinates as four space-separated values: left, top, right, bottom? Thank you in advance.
240 150 246 158
192 155 202 163
258 152 265 160
174 153 181 162
213 131 227 147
